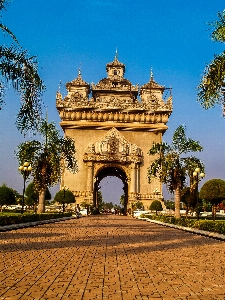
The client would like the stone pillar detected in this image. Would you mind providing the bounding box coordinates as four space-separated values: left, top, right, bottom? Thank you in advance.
123 181 128 215
86 162 93 191
130 163 137 193
136 164 140 193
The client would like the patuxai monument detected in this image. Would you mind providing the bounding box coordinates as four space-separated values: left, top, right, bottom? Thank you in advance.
56 54 172 213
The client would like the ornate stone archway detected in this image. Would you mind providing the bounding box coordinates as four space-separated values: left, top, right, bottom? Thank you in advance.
83 127 142 212
56 54 172 210
93 165 128 214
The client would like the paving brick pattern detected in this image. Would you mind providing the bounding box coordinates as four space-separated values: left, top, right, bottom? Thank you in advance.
0 215 225 300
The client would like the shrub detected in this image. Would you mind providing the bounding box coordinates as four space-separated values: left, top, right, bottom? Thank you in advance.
142 214 225 235
149 200 163 215
0 185 16 210
0 212 72 226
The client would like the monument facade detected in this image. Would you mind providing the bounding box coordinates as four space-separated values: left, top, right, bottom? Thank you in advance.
56 54 172 212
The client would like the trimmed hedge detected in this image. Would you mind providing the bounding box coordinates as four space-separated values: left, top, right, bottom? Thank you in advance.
0 212 73 226
141 214 225 235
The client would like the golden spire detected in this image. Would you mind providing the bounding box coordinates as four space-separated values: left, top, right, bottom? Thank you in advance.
78 68 81 78
78 62 82 78
115 48 118 60
150 67 154 81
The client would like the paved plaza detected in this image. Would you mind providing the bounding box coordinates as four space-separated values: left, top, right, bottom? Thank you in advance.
0 215 225 300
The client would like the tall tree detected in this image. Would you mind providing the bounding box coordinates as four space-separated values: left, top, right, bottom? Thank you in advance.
148 125 203 218
16 120 78 213
0 0 45 132
197 11 225 112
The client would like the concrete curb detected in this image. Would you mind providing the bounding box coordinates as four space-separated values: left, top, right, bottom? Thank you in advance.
138 217 225 241
0 216 76 232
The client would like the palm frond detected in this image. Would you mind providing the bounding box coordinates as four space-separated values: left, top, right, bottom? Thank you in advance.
172 125 203 154
148 125 203 195
197 51 225 109
209 10 225 43
0 0 9 12
148 142 170 155
0 23 19 42
0 45 45 132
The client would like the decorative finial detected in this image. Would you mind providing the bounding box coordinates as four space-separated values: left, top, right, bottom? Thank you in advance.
58 80 62 91
78 63 82 78
115 48 118 60
150 67 154 80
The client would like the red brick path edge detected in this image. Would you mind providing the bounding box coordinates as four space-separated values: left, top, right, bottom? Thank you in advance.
0 215 225 300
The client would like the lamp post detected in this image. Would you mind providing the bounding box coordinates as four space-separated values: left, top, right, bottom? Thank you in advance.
62 185 68 213
19 162 32 214
193 167 205 220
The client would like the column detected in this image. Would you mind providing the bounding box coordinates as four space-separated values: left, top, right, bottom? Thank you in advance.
136 164 140 193
86 162 93 191
130 163 137 193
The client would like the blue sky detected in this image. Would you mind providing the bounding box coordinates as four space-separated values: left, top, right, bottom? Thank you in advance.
0 0 225 203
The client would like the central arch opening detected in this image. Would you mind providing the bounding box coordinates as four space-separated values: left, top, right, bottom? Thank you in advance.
100 176 123 205
93 166 128 215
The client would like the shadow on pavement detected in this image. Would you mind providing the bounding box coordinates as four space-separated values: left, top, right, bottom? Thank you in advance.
0 215 221 254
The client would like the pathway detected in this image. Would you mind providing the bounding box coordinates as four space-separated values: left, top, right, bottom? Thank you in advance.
0 215 224 300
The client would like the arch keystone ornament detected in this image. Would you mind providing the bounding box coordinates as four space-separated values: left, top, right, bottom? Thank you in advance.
56 54 173 212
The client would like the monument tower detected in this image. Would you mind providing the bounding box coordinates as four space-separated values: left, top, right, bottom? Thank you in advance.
56 54 172 212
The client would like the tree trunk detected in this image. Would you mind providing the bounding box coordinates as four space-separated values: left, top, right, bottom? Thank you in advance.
185 206 189 219
174 187 181 218
37 189 46 213
212 204 217 221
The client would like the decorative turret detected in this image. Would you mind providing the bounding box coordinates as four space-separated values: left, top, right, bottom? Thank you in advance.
140 71 167 107
92 52 138 102
106 51 125 80
65 68 90 101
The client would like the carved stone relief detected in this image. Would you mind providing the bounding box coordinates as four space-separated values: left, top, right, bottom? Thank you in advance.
84 128 143 164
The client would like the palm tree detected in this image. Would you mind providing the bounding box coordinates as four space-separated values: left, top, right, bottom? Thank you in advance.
197 10 225 112
0 0 45 132
16 119 78 213
148 125 203 218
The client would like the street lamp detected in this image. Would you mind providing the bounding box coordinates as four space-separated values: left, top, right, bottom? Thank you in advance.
193 167 205 220
62 185 68 213
19 162 32 214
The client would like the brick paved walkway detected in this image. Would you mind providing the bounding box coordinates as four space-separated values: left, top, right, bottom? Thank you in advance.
0 215 224 300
